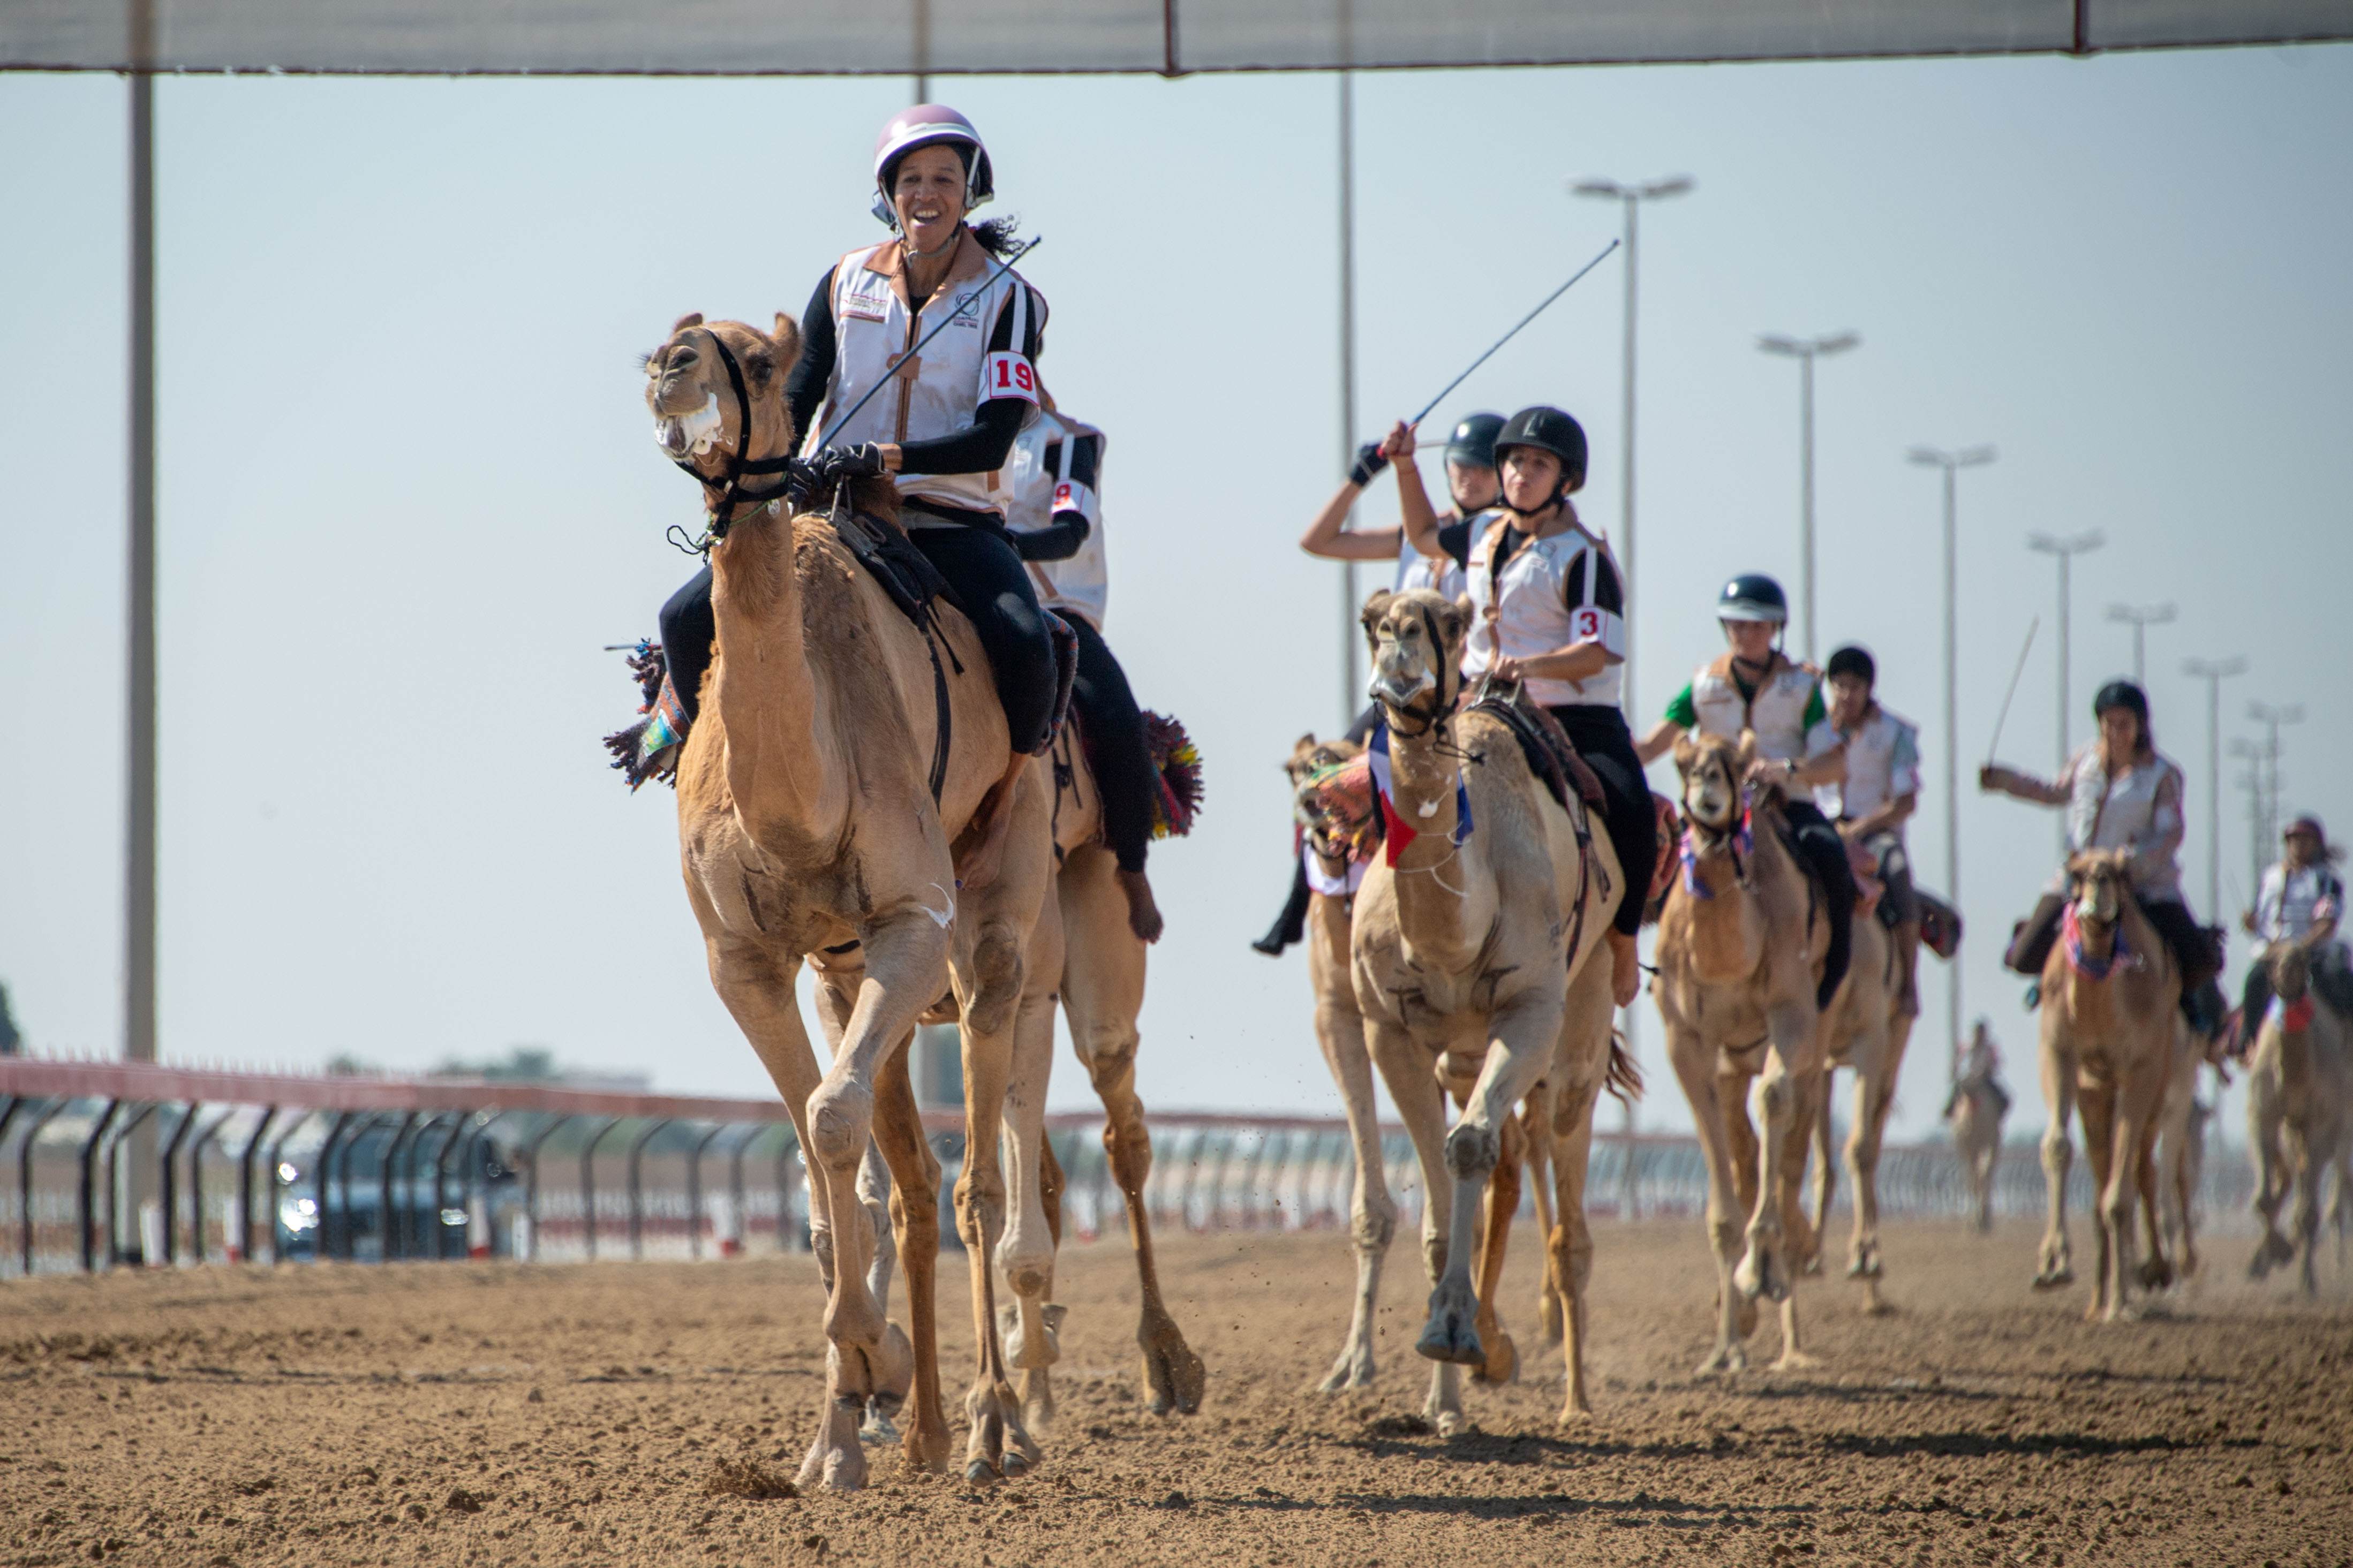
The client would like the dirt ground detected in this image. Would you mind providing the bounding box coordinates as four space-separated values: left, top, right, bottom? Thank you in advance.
3 1217 2347 1568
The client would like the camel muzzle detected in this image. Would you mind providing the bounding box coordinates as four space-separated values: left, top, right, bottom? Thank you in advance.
655 391 724 458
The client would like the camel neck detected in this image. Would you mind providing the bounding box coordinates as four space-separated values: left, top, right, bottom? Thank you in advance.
1383 721 1485 964
705 509 836 849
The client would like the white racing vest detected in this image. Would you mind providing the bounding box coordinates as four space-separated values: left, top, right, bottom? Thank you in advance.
1393 516 1468 602
2055 744 2186 900
1460 517 1624 708
808 230 1045 517
1811 705 1921 831
1001 408 1109 630
1686 654 1823 763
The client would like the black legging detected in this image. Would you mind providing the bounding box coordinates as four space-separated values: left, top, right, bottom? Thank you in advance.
1545 705 1658 939
656 521 1057 755
1067 614 1155 874
907 521 1057 756
1780 797 1857 1011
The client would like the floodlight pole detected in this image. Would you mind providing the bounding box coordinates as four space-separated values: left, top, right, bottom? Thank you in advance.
2106 602 2176 684
2027 529 2105 859
1759 332 1861 662
1909 444 1995 1064
2182 656 2246 916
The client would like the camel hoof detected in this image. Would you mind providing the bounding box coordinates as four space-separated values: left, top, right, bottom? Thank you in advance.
1846 1251 1882 1280
1697 1343 1748 1376
859 1402 901 1448
1734 1249 1788 1304
1000 1450 1031 1479
1433 1409 1465 1437
2031 1268 2074 1291
1143 1335 1204 1420
2137 1259 2174 1292
1801 1254 1824 1277
1472 1330 1519 1388
1773 1350 1821 1373
1415 1316 1485 1367
963 1460 998 1484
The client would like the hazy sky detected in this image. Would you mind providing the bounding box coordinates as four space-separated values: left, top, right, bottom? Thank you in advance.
3 44 2349 1145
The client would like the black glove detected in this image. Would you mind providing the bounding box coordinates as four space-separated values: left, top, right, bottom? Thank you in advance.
809 443 888 487
1347 441 1389 488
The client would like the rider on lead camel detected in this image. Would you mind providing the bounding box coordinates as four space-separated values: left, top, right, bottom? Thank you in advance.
655 104 1060 888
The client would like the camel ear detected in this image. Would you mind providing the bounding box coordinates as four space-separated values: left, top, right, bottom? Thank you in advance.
1434 596 1469 652
1360 590 1396 648
770 312 803 373
1672 734 1698 776
672 311 705 334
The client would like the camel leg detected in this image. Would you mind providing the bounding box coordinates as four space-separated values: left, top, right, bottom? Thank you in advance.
853 1124 914 1447
2290 1131 2325 1297
1733 1006 1812 1318
996 956 1062 1444
2110 1060 2166 1320
2077 1079 2121 1321
1806 1062 1836 1276
1469 1113 1524 1388
869 1047 948 1473
1058 845 1204 1416
1525 1109 1563 1349
1665 1025 1752 1374
2034 1014 2078 1290
796 910 952 1492
1846 1030 1895 1312
1364 1019 1460 1431
703 937 870 1491
2246 1058 2293 1278
1548 960 1613 1419
1415 991 1564 1378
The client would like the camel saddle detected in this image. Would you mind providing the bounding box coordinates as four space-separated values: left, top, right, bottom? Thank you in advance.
1464 690 1604 818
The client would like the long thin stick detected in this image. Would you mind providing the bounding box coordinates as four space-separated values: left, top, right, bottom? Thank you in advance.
1406 239 1620 427
1985 615 2040 767
814 234 1042 450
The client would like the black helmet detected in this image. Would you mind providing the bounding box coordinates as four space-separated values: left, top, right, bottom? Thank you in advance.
1716 573 1789 626
1494 405 1588 490
1443 413 1506 470
2093 679 2148 722
1826 645 1876 685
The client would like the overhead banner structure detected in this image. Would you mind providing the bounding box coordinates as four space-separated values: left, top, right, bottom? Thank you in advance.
7 0 2351 75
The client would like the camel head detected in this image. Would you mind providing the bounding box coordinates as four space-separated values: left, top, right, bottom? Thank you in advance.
643 311 804 482
2064 847 2132 935
1673 730 1755 837
1285 733 1372 863
2268 934 2312 1004
1360 588 1466 732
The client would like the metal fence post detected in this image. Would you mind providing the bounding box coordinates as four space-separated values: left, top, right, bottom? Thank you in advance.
625 1118 669 1261
517 1115 570 1263
103 1103 157 1266
79 1100 122 1272
685 1123 725 1260
376 1112 417 1262
263 1111 307 1264
186 1109 233 1264
312 1111 355 1262
18 1099 65 1276
158 1101 198 1264
775 1126 798 1252
426 1113 469 1259
455 1112 503 1260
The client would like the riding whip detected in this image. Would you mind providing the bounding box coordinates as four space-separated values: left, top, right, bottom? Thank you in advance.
1404 238 1620 429
813 234 1043 451
1984 616 2040 767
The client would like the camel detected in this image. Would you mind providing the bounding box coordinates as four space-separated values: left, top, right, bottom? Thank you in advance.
2030 849 2181 1321
1348 588 1630 1430
1655 731 1831 1373
1803 907 1913 1312
644 312 1061 1489
1280 733 1568 1396
1947 1061 2010 1235
2152 1021 2210 1283
2244 935 2353 1294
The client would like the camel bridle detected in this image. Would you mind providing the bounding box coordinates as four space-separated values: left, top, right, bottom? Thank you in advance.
1375 604 1457 740
1678 754 1752 892
666 326 802 551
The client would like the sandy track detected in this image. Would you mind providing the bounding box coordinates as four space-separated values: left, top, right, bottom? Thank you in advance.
2 1218 2346 1567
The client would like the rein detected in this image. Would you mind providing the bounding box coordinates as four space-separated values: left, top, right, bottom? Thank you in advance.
667 327 804 555
1678 787 1752 900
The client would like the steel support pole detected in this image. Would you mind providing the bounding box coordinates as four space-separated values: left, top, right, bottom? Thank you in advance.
727 1124 756 1252
103 1103 157 1266
80 1101 123 1272
157 1101 198 1264
518 1115 572 1263
1335 69 1359 730
775 1128 796 1251
686 1123 725 1260
377 1112 417 1262
1799 351 1816 664
1619 194 1639 721
580 1117 622 1261
313 1111 354 1262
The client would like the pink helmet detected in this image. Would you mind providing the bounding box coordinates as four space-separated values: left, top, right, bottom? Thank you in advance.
871 104 995 229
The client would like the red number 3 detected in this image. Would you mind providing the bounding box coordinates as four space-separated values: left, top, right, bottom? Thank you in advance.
1575 608 1601 638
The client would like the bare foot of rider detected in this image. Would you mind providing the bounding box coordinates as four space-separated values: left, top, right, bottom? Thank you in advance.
1607 928 1641 1008
1117 867 1164 944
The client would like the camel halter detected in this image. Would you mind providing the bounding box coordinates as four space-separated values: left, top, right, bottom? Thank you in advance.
1678 781 1752 898
666 327 803 555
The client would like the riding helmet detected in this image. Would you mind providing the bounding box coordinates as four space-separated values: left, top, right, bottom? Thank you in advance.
872 104 995 228
1716 573 1789 626
1492 406 1588 490
2091 679 2148 723
1443 413 1507 471
1826 645 1876 685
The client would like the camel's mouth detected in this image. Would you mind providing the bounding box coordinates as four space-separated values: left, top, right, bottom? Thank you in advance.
1684 767 1737 832
655 392 725 459
1369 666 1436 718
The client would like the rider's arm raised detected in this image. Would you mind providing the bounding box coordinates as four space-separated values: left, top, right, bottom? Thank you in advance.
1978 760 2071 805
1301 421 1411 562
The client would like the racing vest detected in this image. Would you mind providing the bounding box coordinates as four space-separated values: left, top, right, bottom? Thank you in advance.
1001 408 1109 630
808 230 1044 517
1461 516 1624 708
1812 704 1921 831
1393 514 1468 602
1687 653 1820 762
2054 744 2186 900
